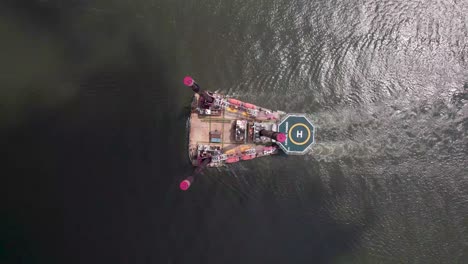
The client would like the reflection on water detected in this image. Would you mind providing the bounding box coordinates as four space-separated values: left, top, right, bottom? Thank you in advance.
174 0 468 262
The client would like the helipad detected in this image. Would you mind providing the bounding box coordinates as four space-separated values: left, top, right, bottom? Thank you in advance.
277 114 315 155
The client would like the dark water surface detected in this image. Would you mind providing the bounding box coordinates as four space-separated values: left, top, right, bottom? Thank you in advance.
1 0 467 263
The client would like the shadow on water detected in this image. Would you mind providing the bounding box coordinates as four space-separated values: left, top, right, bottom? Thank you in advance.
0 2 185 263
1 54 189 264
1 50 177 264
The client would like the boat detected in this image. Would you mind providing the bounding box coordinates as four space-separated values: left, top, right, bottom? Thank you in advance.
180 76 316 190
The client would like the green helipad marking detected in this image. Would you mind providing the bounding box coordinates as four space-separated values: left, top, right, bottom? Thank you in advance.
277 114 315 155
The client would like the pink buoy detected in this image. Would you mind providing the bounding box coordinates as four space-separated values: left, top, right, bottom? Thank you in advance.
183 76 194 87
180 179 191 191
180 176 194 191
276 133 286 143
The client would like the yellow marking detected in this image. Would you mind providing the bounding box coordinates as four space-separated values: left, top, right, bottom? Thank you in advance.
288 123 311 145
200 120 231 123
221 109 225 149
196 141 244 145
208 115 211 145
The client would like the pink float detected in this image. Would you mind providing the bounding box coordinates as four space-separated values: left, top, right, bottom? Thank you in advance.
276 133 286 143
183 76 194 87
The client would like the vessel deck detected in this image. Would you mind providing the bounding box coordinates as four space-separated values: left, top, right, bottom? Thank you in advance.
188 94 284 166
